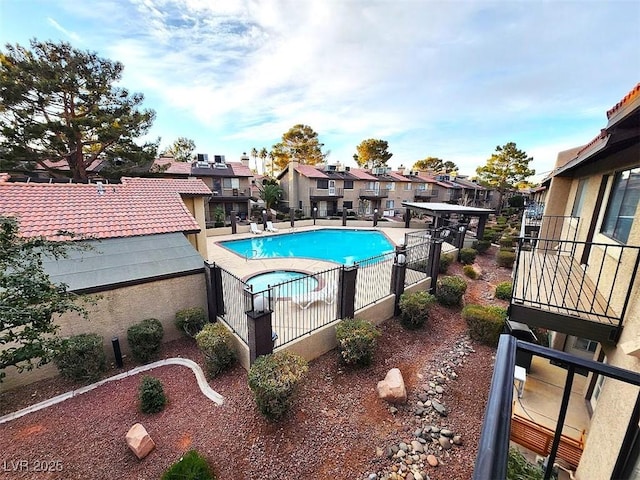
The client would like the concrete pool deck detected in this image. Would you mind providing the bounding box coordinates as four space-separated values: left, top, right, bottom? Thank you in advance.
206 224 424 280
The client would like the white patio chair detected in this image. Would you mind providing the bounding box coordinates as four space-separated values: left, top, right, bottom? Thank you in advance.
250 222 263 234
266 221 279 232
292 281 337 310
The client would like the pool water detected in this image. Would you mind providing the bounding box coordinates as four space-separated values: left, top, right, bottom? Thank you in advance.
246 270 318 295
221 229 394 264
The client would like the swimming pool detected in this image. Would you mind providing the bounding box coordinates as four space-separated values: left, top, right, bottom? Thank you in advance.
246 270 319 296
221 229 395 264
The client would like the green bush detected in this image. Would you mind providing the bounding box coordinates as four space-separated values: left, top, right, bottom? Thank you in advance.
462 304 507 347
335 318 381 366
439 253 455 273
499 236 514 249
139 375 167 414
435 276 467 306
398 291 436 330
472 240 491 254
459 247 477 265
463 265 478 279
248 351 308 421
495 281 513 300
175 307 206 338
507 447 544 480
54 333 106 382
162 450 216 480
127 318 164 363
196 322 237 377
496 250 516 268
496 216 508 225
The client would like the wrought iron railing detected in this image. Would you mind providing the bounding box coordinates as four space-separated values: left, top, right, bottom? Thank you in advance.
354 251 395 310
358 188 389 198
474 335 640 480
512 237 640 326
308 187 344 198
217 266 251 344
520 214 580 244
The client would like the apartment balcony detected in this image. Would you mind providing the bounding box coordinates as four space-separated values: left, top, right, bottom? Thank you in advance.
359 188 389 199
210 188 252 201
510 231 640 344
309 187 344 200
413 189 438 200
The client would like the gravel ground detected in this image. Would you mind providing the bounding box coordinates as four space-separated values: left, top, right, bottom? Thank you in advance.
0 248 511 480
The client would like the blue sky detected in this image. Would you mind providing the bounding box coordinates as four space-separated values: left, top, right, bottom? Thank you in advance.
1 0 639 179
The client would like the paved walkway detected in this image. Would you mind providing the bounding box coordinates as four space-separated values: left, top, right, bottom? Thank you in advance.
0 358 223 425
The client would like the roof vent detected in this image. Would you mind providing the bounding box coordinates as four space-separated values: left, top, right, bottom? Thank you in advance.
196 153 209 162
96 181 105 195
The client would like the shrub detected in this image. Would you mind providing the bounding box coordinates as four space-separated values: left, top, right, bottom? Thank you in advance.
248 351 308 421
496 216 508 225
463 265 478 279
175 307 206 338
507 447 544 480
398 291 436 330
55 333 106 382
483 229 498 242
495 281 513 300
499 236 514 249
335 318 381 366
472 240 491 254
462 304 507 347
139 375 167 414
459 247 477 265
161 450 216 480
439 253 455 273
127 318 164 363
196 323 237 377
496 250 516 268
436 276 467 307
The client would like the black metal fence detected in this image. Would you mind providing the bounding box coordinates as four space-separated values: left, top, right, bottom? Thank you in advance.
217 266 251 345
474 334 640 480
354 251 395 311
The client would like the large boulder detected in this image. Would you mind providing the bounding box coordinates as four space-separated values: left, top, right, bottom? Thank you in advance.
377 368 407 404
126 423 155 459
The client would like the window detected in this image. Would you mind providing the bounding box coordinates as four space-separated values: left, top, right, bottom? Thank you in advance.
343 201 353 209
344 180 354 190
386 182 395 191
385 200 395 209
223 178 239 189
404 183 412 191
571 178 588 217
317 179 329 189
573 337 598 353
601 167 640 243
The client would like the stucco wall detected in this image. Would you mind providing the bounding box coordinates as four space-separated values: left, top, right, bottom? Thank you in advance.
1 273 207 392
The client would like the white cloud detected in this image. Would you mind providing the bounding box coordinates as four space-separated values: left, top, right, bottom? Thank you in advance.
46 17 82 43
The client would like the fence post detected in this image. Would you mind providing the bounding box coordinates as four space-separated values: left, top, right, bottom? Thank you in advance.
342 208 347 226
230 209 237 234
428 238 443 293
456 224 467 261
204 262 224 322
289 207 295 228
338 265 358 319
262 209 268 230
404 208 411 228
247 291 274 364
392 245 408 316
373 209 379 227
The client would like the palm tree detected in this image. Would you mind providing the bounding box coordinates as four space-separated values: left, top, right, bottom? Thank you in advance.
259 183 283 210
250 148 258 172
259 148 268 175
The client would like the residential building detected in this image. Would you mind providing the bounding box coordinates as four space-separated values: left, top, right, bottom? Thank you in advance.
0 175 213 389
508 82 640 478
151 153 256 224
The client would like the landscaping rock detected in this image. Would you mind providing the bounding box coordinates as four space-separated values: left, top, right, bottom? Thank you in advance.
427 454 439 467
125 423 155 460
431 399 447 416
377 368 407 404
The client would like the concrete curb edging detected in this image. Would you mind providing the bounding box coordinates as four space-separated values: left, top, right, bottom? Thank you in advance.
0 358 224 425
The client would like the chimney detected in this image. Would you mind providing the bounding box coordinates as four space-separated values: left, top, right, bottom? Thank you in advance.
0 173 10 183
240 152 250 167
397 164 405 176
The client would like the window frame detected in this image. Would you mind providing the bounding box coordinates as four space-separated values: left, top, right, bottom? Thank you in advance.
600 166 640 244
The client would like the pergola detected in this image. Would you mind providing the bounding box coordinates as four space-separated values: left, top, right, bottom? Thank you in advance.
401 201 494 239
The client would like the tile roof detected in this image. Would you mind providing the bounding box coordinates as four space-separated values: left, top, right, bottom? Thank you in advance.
347 168 378 181
607 82 640 119
151 157 254 177
0 177 211 240
294 164 329 178
229 162 253 177
153 157 192 175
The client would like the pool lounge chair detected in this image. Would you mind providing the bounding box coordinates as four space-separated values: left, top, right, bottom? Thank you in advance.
292 281 337 310
266 221 279 232
250 222 263 234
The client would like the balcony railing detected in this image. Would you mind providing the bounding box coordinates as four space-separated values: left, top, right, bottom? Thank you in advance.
510 236 640 343
358 188 389 199
474 335 640 480
414 189 438 200
308 187 344 198
520 214 579 244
